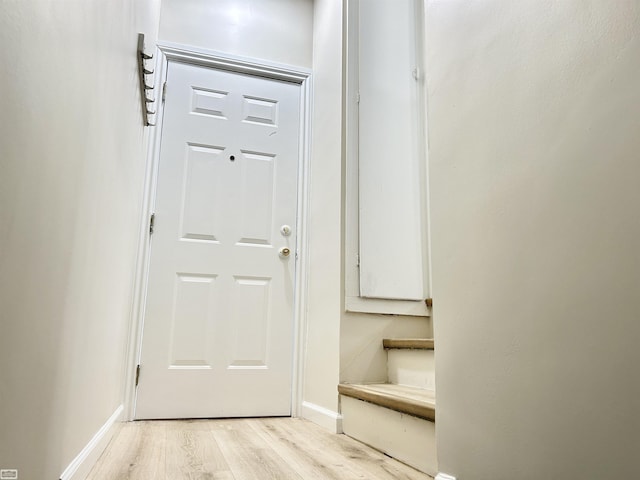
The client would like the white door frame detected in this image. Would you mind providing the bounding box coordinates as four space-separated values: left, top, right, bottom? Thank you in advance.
123 42 313 421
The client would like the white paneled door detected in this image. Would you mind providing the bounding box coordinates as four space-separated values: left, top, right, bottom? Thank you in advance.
136 61 301 419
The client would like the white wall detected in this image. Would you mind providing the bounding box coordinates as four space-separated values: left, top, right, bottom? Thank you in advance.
426 1 640 478
159 0 313 67
301 0 343 425
0 0 161 478
340 314 429 384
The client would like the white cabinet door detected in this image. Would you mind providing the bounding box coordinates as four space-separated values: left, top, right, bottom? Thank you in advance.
358 0 428 301
136 61 300 419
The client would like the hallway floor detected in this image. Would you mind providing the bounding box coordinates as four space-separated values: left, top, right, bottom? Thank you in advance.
86 417 433 479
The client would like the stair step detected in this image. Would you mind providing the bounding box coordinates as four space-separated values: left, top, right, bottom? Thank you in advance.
339 383 437 475
387 347 435 390
338 383 435 421
383 338 434 350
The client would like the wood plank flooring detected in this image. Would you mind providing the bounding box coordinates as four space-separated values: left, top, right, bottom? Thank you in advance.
86 417 434 480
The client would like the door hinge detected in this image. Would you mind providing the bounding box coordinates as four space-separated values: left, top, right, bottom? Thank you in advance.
162 82 167 103
356 253 360 267
149 213 155 235
135 364 141 387
355 91 360 104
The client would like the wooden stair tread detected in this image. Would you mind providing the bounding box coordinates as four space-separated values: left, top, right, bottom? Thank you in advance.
338 383 436 421
383 338 434 350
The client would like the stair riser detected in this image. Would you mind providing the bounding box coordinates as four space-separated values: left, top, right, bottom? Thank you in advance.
341 395 437 476
387 349 435 391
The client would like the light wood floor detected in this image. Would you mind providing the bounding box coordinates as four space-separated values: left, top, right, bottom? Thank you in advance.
87 417 434 480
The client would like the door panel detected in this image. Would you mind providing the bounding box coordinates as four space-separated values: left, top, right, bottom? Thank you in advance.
136 61 300 419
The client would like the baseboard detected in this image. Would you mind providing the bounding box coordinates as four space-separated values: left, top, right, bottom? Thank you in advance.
435 473 457 480
300 401 343 433
59 405 124 480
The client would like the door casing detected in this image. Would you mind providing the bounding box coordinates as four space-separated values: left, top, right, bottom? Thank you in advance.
123 43 313 421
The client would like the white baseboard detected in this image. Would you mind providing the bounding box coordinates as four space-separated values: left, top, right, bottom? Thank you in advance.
435 473 457 480
59 405 123 480
300 401 343 433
